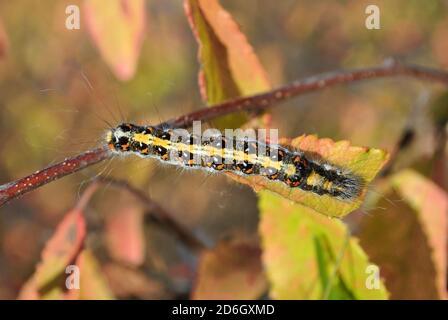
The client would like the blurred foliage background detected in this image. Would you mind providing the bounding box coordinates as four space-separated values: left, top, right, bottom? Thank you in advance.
0 0 447 299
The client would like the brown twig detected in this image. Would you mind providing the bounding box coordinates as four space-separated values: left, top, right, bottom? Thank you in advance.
95 176 206 252
379 127 416 177
379 91 430 177
1 60 448 206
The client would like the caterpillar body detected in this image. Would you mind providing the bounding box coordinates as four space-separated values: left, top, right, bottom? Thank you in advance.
106 123 364 202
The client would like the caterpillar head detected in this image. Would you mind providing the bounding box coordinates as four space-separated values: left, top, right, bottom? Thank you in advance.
106 123 134 153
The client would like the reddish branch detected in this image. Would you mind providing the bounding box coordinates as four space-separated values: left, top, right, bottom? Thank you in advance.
0 147 110 206
160 60 448 128
1 60 448 206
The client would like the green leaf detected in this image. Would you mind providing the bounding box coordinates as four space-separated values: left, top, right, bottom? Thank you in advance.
230 135 389 217
66 250 114 300
258 191 389 300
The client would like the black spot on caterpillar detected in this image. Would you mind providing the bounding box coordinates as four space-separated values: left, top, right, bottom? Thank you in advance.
106 123 364 202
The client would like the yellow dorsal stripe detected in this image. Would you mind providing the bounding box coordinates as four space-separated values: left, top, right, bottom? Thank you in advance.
130 132 291 172
133 133 152 144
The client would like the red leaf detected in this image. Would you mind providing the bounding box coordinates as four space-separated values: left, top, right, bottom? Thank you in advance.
84 0 146 81
0 18 8 58
18 185 97 299
105 206 145 267
19 208 86 299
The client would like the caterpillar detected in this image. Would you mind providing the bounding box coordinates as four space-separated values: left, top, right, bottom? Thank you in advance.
106 123 364 202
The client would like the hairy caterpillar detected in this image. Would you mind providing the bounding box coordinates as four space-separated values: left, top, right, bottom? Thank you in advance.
106 123 364 202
